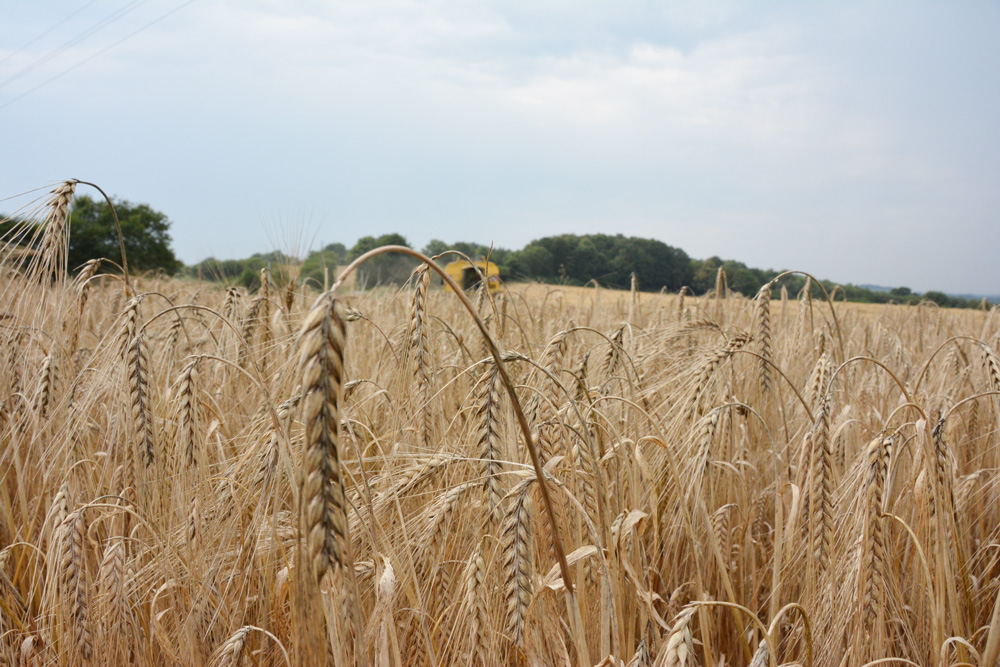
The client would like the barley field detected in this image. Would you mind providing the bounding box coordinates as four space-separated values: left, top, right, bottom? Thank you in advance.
2 182 1000 666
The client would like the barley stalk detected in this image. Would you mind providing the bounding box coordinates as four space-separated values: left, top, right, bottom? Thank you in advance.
754 283 772 393
297 292 349 581
476 362 505 525
503 481 534 648
58 509 92 662
128 333 155 468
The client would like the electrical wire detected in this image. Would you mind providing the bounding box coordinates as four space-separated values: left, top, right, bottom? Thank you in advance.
0 0 196 112
0 0 100 68
0 0 152 91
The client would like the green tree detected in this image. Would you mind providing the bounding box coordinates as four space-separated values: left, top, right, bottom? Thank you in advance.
349 233 418 287
422 239 450 261
322 242 347 263
68 195 182 273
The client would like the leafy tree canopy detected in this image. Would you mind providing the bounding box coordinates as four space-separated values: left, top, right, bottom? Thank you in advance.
68 195 182 274
349 233 418 286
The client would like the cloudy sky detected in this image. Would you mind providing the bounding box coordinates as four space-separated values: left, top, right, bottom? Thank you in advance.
1 1 998 293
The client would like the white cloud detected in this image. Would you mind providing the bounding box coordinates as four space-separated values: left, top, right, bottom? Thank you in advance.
1 1 997 293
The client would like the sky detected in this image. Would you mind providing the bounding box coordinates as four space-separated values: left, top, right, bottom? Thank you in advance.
1 1 998 294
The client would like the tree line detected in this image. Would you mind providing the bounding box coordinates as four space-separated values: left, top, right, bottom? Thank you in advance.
3 196 990 309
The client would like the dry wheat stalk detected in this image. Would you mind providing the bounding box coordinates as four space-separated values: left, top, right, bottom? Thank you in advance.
35 180 77 282
754 283 772 393
176 359 198 467
690 333 749 416
213 625 252 667
222 286 242 324
254 394 300 493
656 605 695 667
33 353 54 419
58 509 92 662
810 390 833 574
476 362 505 525
691 408 720 496
463 544 490 666
677 286 688 321
128 333 155 468
503 480 534 648
626 637 651 667
929 418 956 524
297 292 349 581
602 325 625 384
238 297 265 367
115 295 143 360
983 345 1000 393
859 435 892 633
409 265 432 448
47 481 72 540
805 354 832 410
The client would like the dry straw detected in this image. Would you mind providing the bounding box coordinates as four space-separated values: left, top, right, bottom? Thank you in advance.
2 188 999 666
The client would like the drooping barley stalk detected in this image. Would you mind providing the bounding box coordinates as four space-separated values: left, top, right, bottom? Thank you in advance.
805 354 832 410
689 333 749 416
33 353 54 419
35 180 77 283
983 344 1000 393
754 283 772 394
46 481 72 543
409 265 432 448
657 605 695 667
810 390 833 575
115 295 143 360
213 625 252 667
238 296 265 368
222 286 242 325
626 637 651 667
128 333 155 469
297 292 349 581
176 359 198 467
477 362 505 526
677 286 688 322
463 544 490 666
602 325 625 386
254 393 300 495
503 480 534 649
690 408 720 497
58 509 92 663
71 258 101 354
97 537 135 660
859 435 892 635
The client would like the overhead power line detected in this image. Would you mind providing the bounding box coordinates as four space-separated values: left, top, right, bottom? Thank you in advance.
0 0 100 68
0 0 152 91
0 0 197 112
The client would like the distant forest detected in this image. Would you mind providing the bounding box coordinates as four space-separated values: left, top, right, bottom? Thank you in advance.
189 232 992 309
5 197 989 308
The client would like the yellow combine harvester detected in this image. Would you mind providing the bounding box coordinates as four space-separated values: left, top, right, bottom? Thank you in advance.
443 259 501 292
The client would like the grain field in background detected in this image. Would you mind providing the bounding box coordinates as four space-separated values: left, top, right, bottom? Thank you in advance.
1 181 999 666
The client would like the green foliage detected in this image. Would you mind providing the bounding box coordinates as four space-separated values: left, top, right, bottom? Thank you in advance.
422 239 512 267
1 195 182 275
503 234 692 292
237 267 261 291
349 233 419 286
299 244 346 289
67 195 182 274
174 229 989 309
187 251 292 285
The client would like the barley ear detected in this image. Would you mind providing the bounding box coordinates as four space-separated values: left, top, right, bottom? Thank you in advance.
754 283 772 393
297 292 349 582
